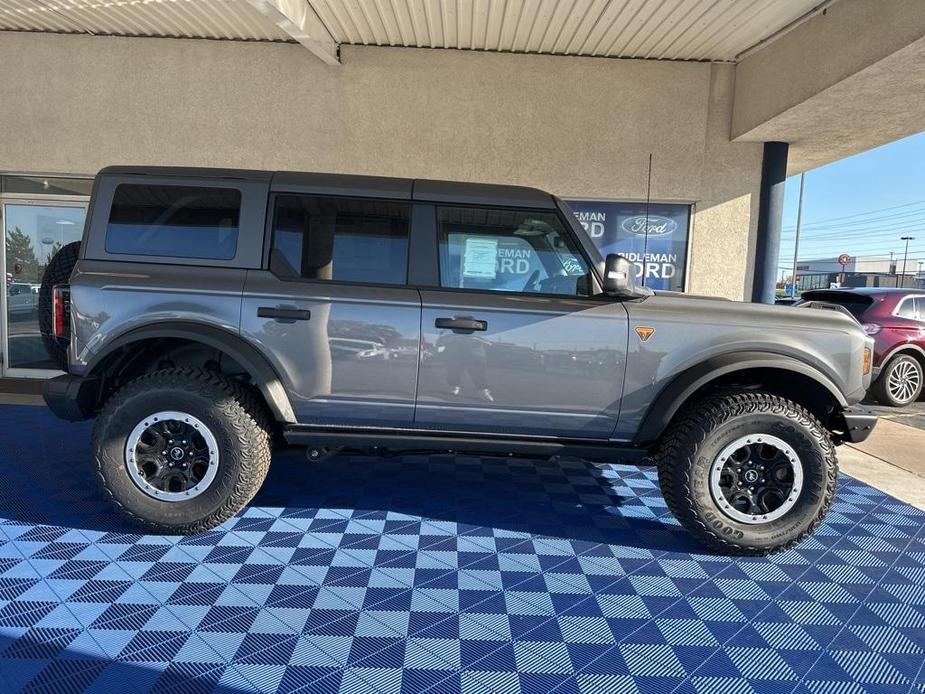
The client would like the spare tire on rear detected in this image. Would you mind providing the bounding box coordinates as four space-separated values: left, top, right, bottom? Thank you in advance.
39 241 81 370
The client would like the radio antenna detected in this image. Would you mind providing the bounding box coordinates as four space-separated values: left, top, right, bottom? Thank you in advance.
641 153 653 287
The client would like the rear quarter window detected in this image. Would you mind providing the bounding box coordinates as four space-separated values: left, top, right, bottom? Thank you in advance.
105 184 241 260
896 296 925 319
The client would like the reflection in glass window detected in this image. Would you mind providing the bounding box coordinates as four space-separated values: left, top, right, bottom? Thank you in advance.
271 195 410 285
437 206 591 297
105 184 240 260
3 203 86 370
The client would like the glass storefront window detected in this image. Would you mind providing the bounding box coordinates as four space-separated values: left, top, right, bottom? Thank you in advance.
565 200 692 292
2 203 86 371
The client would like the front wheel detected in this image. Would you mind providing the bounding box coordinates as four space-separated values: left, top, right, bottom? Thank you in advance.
93 368 271 533
655 392 837 555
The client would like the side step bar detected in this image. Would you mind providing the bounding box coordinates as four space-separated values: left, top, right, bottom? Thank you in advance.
283 425 649 462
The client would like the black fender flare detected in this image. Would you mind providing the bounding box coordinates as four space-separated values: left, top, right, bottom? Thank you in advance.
85 322 296 423
634 351 848 444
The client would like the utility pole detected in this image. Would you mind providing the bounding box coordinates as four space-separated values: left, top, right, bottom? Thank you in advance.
901 235 915 287
790 172 805 298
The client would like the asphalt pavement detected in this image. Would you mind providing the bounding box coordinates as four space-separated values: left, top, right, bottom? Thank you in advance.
863 397 925 431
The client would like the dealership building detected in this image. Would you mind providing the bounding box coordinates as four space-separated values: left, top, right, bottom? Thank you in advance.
1 0 924 378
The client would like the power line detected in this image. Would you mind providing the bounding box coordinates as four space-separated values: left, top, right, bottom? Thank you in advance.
781 209 925 232
780 198 925 228
782 205 925 229
781 222 925 238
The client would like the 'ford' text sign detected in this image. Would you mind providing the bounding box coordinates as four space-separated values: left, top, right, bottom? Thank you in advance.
621 215 677 237
566 201 691 292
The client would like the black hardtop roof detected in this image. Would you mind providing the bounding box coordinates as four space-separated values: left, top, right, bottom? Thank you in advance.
98 166 556 209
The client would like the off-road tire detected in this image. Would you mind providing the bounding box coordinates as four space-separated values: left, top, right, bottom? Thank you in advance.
870 354 923 407
93 368 271 533
38 240 81 370
655 391 837 556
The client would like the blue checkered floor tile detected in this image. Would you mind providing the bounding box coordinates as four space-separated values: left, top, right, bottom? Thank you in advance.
0 405 923 694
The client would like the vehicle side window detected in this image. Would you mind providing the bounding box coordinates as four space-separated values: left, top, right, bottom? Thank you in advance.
915 296 925 320
270 195 410 285
105 184 240 260
896 297 917 319
436 206 591 297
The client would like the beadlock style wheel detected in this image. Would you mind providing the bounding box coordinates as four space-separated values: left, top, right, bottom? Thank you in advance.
125 410 219 502
709 433 803 525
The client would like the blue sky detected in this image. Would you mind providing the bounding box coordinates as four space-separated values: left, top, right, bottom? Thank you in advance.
778 130 925 279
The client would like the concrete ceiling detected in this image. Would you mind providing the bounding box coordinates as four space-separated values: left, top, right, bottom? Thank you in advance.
0 0 827 62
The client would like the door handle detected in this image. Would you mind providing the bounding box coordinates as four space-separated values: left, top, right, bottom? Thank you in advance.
258 307 311 323
435 317 488 332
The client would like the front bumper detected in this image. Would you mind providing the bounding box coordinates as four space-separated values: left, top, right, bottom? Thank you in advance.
834 405 878 444
42 373 98 422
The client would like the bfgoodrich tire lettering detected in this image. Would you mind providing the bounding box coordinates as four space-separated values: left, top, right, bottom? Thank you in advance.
655 392 837 555
92 368 271 533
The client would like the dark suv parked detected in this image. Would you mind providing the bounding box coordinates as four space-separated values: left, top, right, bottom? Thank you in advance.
41 166 876 555
799 288 925 407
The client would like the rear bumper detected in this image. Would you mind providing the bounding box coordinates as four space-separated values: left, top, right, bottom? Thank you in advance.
42 373 97 422
835 405 878 444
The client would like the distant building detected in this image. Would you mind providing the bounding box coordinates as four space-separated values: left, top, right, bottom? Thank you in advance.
791 255 923 292
796 255 903 275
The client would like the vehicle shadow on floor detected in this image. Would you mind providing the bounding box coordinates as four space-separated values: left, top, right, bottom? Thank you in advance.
248 446 706 555
0 408 707 555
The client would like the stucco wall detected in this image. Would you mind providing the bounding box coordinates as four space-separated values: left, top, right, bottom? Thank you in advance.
733 0 925 139
0 31 762 299
732 0 925 174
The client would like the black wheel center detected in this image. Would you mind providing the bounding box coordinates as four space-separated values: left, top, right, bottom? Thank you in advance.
713 436 802 522
130 416 216 496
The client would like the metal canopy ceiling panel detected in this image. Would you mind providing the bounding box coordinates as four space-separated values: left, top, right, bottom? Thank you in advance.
0 0 290 41
308 0 827 61
0 0 827 61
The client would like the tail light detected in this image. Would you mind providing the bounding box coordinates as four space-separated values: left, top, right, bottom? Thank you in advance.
52 285 70 338
862 322 881 336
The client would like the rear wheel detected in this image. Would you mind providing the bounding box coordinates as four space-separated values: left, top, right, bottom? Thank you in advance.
871 354 923 407
656 392 837 555
38 241 81 370
93 368 271 533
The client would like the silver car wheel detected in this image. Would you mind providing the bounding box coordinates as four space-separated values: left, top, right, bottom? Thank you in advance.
887 359 921 404
709 434 803 524
125 410 219 502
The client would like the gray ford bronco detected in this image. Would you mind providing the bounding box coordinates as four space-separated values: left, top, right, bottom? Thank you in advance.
42 166 877 554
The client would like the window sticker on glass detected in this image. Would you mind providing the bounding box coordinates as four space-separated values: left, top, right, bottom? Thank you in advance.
561 255 584 275
462 237 498 279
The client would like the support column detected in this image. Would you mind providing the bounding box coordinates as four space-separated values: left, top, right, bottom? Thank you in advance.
751 141 789 303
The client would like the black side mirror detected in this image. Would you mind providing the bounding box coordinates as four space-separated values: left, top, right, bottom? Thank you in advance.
602 254 636 296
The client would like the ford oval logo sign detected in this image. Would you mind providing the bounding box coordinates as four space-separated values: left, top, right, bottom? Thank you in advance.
621 215 677 237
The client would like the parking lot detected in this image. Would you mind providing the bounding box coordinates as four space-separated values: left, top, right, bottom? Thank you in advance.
0 404 923 693
866 399 925 432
